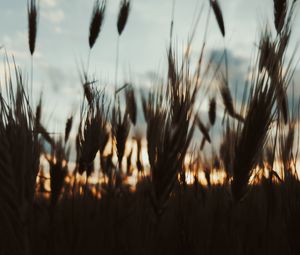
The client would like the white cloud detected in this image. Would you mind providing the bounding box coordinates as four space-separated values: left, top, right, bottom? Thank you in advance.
41 0 58 8
2 35 12 45
1 31 32 60
54 26 63 34
42 9 65 25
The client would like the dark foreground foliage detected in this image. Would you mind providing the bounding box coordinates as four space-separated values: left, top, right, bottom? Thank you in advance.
31 180 300 255
0 0 300 255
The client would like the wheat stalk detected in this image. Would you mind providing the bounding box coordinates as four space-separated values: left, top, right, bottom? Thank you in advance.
117 0 131 36
210 0 225 37
89 0 106 49
27 0 38 56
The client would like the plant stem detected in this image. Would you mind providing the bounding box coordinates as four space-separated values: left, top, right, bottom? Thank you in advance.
86 48 91 74
115 36 120 96
31 55 33 103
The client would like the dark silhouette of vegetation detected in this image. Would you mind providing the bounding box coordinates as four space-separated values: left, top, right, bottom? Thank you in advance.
0 0 300 254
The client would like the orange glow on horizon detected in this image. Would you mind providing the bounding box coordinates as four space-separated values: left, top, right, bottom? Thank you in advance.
37 139 300 198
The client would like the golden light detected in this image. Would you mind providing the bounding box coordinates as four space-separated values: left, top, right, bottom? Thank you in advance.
36 137 300 199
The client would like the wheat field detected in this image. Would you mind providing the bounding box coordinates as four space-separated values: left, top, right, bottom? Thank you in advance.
0 0 300 254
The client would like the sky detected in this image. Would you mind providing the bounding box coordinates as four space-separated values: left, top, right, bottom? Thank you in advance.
0 0 300 133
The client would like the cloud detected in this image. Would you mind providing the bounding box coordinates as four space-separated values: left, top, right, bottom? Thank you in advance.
140 71 164 87
0 32 42 60
41 9 65 25
41 64 82 99
41 0 58 8
44 65 66 91
206 49 249 102
53 26 62 34
2 35 12 46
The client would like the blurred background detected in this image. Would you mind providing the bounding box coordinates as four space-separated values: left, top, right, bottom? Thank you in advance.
0 0 299 137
